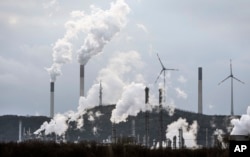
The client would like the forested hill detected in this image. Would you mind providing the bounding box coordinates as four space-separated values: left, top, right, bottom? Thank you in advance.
0 105 236 147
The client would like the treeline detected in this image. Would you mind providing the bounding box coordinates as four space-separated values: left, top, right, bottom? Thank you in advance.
0 141 229 157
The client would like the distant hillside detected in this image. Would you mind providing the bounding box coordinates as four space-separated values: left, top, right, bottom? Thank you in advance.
0 105 236 147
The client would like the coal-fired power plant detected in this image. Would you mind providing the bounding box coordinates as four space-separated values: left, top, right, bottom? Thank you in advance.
50 82 55 118
198 67 203 114
80 65 85 97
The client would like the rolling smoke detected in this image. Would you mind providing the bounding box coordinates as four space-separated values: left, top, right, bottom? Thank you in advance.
111 82 146 123
46 0 130 81
46 22 74 82
36 49 145 135
78 50 145 125
166 118 198 148
76 0 130 65
35 0 131 136
230 106 250 135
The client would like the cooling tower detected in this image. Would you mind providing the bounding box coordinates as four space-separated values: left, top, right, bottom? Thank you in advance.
80 64 85 97
198 67 203 114
50 82 54 118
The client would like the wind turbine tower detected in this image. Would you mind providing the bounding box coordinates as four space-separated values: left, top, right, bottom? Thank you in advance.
155 53 178 103
218 59 244 116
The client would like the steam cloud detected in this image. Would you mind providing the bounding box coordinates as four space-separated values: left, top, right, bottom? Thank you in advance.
166 118 198 148
36 50 145 135
230 106 250 135
36 0 180 136
35 0 131 136
46 22 74 82
76 0 130 65
46 0 130 82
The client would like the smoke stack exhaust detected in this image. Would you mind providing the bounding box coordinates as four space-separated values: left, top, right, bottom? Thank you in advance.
198 67 203 114
80 64 85 97
50 82 54 118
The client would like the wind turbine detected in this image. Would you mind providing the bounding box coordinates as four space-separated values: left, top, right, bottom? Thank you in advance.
155 53 178 103
218 59 244 116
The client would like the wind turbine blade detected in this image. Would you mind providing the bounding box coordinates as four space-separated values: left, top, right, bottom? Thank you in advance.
166 68 179 71
218 76 231 85
155 69 164 83
156 53 165 69
233 76 245 84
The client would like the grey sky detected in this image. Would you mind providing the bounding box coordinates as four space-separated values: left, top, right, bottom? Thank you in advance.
0 0 249 116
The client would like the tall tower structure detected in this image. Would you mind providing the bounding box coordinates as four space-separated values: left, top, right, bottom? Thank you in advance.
50 82 55 118
99 81 103 106
159 88 163 148
145 87 149 147
218 60 244 116
198 67 203 114
80 65 85 97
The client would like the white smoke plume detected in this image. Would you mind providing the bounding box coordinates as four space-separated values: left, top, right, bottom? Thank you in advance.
46 0 130 81
213 129 226 148
166 118 198 148
76 0 130 65
95 111 103 118
230 106 250 135
34 113 68 136
88 111 95 122
175 87 188 99
35 0 131 136
111 82 146 123
46 20 75 82
35 50 145 135
78 50 144 113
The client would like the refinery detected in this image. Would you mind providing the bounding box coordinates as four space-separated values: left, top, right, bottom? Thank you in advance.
0 0 250 157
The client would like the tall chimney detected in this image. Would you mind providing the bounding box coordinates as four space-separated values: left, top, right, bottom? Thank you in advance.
99 80 102 106
50 82 54 118
145 87 149 147
80 64 84 97
178 128 184 149
18 120 22 142
198 67 203 114
159 88 163 149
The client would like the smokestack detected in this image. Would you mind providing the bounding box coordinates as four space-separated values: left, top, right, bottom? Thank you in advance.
198 67 203 114
50 82 54 118
112 122 117 144
178 128 183 149
80 64 84 97
132 119 136 144
99 80 102 106
18 120 22 142
159 88 163 149
145 87 149 147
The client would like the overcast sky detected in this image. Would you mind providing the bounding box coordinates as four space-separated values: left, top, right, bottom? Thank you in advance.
0 0 250 116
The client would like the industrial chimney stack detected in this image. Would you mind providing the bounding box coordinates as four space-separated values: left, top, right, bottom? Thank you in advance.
50 82 54 118
145 87 149 147
80 65 85 97
198 67 203 114
18 120 22 142
159 88 163 149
